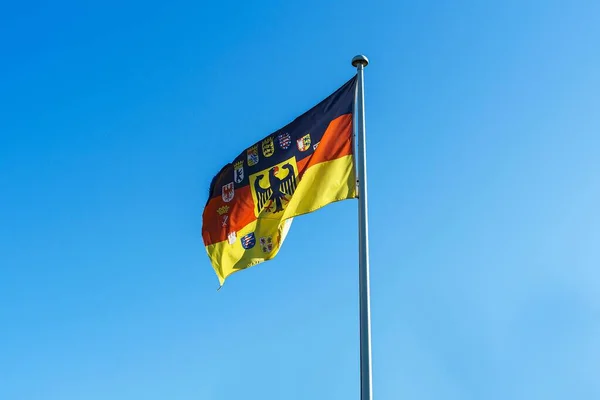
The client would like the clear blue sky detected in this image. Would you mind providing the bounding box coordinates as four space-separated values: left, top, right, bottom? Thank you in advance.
1 1 599 399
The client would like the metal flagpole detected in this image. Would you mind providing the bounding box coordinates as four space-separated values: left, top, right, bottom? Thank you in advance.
352 54 372 400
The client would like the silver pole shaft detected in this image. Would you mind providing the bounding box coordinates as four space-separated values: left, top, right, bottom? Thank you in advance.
352 54 372 400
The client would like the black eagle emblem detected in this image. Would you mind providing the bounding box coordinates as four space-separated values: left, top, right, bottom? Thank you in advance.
254 163 297 213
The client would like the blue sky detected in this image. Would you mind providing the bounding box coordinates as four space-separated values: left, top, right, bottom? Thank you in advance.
1 1 599 399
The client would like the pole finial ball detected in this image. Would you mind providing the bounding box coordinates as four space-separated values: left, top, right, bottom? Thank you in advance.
352 55 369 68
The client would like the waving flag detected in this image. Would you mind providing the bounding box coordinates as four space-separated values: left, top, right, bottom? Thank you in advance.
202 76 357 285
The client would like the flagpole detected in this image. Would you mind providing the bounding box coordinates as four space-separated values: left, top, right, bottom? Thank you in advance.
352 54 372 400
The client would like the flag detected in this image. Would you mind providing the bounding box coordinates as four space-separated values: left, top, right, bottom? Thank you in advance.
202 76 357 285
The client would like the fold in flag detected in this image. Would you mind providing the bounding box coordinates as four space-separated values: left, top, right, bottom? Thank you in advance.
202 76 357 285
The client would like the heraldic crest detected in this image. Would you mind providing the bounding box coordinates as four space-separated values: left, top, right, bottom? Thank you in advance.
250 157 298 215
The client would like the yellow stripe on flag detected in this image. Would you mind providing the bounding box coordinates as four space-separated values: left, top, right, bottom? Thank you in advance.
206 154 355 284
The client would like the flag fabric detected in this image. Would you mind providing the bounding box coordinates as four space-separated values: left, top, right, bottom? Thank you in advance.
202 76 357 285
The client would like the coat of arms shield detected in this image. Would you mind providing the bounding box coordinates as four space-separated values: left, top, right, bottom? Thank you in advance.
222 182 234 202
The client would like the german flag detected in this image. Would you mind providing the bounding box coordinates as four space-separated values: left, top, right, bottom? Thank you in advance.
202 76 357 285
